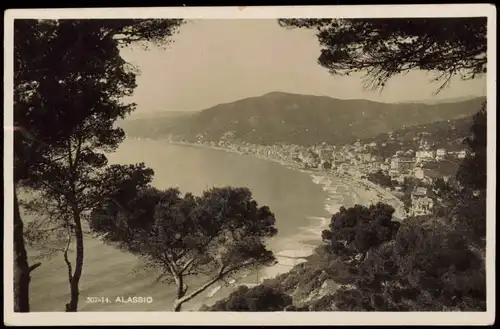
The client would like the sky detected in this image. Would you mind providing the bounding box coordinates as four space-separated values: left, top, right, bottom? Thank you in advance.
119 19 487 117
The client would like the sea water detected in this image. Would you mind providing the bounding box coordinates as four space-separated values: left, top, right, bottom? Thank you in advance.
26 138 360 311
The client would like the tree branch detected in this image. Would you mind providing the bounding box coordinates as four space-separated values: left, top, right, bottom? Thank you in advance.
41 181 71 200
179 257 196 274
28 262 42 273
175 265 226 305
162 252 181 285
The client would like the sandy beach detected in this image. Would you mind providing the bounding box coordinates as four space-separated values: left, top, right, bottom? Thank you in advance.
169 141 406 290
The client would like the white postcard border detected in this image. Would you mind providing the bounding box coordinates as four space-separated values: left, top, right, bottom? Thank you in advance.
3 4 496 326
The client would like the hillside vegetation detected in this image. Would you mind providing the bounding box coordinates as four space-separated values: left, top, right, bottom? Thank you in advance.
365 116 475 150
126 92 484 146
201 210 486 312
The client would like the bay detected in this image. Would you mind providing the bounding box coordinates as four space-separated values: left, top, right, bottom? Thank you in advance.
27 138 335 311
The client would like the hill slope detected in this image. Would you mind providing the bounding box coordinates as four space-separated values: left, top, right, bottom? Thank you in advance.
168 92 485 146
118 111 197 139
366 116 475 150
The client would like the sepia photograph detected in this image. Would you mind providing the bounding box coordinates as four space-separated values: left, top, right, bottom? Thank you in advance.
3 5 496 326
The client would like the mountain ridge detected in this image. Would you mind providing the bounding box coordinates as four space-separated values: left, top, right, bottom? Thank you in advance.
217 91 484 108
166 92 485 146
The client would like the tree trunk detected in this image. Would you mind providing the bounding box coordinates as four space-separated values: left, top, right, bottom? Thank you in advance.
66 210 84 312
172 301 183 312
13 192 31 312
172 276 186 312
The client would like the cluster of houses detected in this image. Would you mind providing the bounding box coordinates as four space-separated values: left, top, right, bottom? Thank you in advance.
181 133 470 218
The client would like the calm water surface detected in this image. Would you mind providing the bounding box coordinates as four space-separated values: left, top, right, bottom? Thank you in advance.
27 138 332 311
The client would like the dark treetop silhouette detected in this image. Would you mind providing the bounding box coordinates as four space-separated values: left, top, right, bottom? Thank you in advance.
13 19 184 312
278 18 487 92
90 186 278 311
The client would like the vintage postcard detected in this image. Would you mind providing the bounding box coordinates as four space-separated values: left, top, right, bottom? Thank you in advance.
3 4 496 326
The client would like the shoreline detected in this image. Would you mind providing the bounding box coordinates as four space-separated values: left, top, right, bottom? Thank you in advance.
121 139 406 310
25 138 406 312
169 140 404 215
167 140 405 285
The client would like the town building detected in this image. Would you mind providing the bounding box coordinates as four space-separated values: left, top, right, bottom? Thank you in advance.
319 149 334 161
333 153 346 162
390 156 416 174
416 150 436 163
405 149 415 157
409 187 434 217
414 167 425 180
435 148 447 161
359 153 372 162
457 149 469 159
436 148 447 157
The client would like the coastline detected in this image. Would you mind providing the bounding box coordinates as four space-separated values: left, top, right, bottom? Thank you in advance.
25 138 407 312
168 140 406 285
169 140 404 215
153 139 408 310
